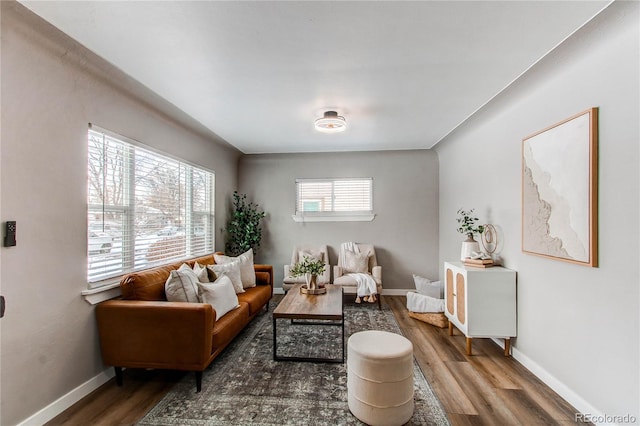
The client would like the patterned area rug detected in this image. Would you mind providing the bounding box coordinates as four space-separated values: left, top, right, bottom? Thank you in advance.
138 301 450 425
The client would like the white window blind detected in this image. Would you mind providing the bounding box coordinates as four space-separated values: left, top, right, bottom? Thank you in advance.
87 127 215 286
295 178 374 221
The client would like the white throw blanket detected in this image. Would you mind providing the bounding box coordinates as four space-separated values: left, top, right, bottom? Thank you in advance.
349 272 378 297
341 242 377 297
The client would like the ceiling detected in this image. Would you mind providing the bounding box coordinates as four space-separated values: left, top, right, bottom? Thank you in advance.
20 1 610 154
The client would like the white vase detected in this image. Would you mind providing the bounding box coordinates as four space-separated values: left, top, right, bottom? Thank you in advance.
460 236 480 260
305 273 317 290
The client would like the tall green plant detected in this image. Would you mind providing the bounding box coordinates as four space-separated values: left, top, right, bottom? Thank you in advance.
225 191 266 256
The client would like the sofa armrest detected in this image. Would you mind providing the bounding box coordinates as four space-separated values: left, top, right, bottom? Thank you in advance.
254 264 274 290
320 262 331 284
95 300 214 370
284 264 292 278
372 265 382 283
334 265 344 279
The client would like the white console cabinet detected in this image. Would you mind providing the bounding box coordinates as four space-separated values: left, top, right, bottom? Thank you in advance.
444 261 516 356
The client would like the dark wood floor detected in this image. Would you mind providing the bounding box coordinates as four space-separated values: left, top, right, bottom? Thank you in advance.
47 295 583 425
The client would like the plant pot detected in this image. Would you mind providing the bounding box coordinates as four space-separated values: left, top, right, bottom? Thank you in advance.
460 235 480 260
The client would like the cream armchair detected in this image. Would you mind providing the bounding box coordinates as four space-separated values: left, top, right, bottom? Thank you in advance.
282 244 331 292
333 243 382 309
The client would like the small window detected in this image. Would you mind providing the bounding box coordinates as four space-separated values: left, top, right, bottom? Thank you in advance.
293 178 375 222
87 126 215 286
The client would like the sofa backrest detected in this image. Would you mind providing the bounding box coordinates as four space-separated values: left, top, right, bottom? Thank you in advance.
120 254 215 301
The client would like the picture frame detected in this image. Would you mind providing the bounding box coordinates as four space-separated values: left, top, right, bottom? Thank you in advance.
521 107 598 267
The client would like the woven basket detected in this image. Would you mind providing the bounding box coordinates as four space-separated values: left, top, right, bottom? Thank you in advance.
408 311 449 328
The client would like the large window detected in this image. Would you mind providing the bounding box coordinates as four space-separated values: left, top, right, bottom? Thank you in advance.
87 126 215 286
294 178 374 222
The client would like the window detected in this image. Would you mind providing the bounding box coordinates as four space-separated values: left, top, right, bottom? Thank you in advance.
87 126 215 286
293 178 375 222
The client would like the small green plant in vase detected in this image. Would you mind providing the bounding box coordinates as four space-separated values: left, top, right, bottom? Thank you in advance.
289 256 326 291
456 208 485 260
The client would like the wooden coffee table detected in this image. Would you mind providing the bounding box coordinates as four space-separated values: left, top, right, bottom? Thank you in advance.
272 284 344 363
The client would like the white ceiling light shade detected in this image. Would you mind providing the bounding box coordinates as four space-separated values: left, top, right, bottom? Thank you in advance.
315 111 347 133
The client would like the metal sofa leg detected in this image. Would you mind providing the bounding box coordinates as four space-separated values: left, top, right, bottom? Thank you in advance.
114 367 123 386
195 371 202 392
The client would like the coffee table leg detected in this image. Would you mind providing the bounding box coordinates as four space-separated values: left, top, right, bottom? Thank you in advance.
342 315 345 362
273 316 277 361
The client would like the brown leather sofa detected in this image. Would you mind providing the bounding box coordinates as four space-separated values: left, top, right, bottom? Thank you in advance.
95 253 273 392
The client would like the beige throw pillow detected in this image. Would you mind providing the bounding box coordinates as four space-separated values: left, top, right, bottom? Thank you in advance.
193 262 210 283
197 275 240 321
207 260 244 294
298 250 323 263
344 250 369 273
165 264 200 303
214 249 256 288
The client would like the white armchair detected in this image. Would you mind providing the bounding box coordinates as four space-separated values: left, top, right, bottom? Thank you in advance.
333 243 382 309
282 244 331 292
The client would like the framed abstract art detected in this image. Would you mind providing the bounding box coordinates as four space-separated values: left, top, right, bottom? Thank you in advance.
522 108 598 267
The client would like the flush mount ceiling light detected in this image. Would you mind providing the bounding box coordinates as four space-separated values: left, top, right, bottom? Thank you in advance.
315 111 347 133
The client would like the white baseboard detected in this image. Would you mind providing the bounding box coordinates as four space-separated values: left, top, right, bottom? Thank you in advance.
489 338 607 425
381 288 415 296
18 368 115 426
273 288 285 295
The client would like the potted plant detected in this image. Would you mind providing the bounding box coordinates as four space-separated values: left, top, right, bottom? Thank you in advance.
224 191 266 256
289 255 326 292
456 208 485 260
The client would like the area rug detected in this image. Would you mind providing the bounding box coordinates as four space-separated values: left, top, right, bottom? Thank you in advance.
138 302 450 425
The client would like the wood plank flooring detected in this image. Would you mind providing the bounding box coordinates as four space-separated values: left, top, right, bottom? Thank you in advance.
46 295 585 425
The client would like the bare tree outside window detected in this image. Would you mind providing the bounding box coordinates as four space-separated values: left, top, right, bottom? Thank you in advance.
87 127 214 285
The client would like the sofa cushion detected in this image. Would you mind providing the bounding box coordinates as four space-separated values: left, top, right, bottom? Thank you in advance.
237 285 272 316
197 275 240 321
211 302 250 351
214 249 256 288
334 274 382 287
120 264 175 301
165 264 200 303
186 254 215 267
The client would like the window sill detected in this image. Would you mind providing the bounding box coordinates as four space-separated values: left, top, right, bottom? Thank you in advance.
292 213 376 223
81 281 122 305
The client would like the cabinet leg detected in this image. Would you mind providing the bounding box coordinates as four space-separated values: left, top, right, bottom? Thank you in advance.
504 338 511 357
466 337 473 356
448 322 453 336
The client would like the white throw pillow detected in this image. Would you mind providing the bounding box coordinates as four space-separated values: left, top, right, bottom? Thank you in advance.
214 249 256 288
192 262 210 283
406 291 445 313
197 275 240 321
344 250 369 273
413 274 443 299
165 264 200 303
207 260 244 294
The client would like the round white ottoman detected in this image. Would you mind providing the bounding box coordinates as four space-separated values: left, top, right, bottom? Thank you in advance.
347 330 414 426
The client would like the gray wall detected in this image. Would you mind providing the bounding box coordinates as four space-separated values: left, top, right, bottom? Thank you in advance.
238 150 439 291
435 1 638 419
0 4 241 425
